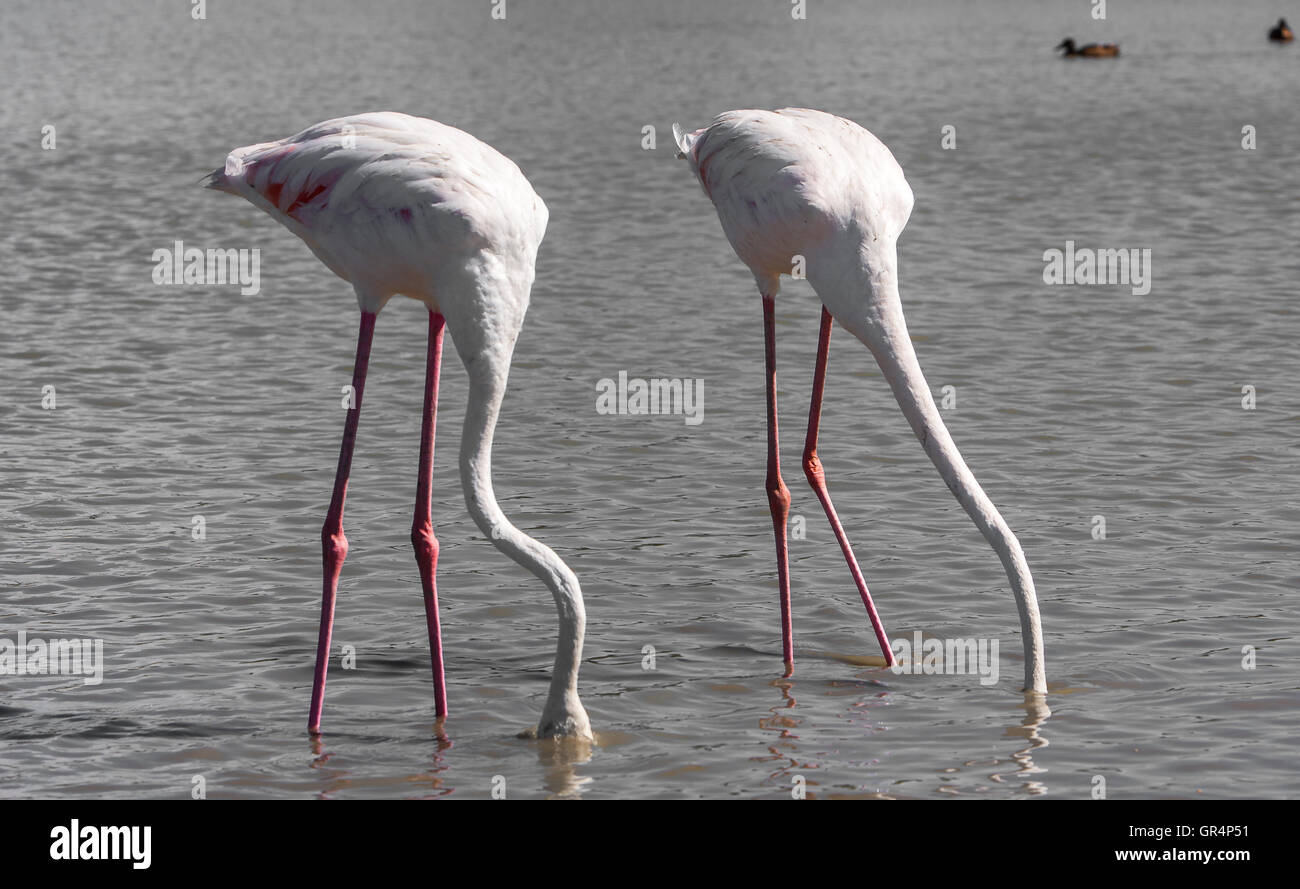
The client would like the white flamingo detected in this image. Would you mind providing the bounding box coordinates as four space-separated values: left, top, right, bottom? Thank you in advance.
673 108 1046 694
204 112 592 738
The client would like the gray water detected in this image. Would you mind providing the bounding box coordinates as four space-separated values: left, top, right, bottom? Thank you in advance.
2 0 1297 799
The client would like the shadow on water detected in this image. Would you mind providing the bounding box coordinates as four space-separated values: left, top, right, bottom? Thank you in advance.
307 720 455 799
532 735 597 799
989 693 1052 795
305 719 602 799
751 647 1054 798
755 672 805 795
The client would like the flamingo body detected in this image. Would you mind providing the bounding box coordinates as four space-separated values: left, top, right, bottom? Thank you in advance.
206 113 544 353
675 108 1047 694
206 113 591 739
675 108 912 312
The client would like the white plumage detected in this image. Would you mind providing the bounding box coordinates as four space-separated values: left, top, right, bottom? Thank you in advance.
208 113 546 354
676 108 913 297
207 112 592 739
676 108 1046 694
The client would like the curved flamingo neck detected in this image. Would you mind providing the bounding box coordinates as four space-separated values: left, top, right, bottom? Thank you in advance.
458 358 592 738
828 274 1047 694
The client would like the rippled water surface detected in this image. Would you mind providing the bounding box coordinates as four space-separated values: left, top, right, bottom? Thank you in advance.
2 0 1297 798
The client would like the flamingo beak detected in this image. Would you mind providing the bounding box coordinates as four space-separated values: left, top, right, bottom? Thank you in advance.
200 168 231 192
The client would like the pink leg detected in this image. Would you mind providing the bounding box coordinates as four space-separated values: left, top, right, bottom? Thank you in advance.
803 307 894 665
308 310 377 733
412 311 448 718
761 293 794 669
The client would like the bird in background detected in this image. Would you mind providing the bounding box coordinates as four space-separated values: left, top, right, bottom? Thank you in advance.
1269 18 1294 42
204 112 593 740
1055 38 1120 57
673 108 1047 695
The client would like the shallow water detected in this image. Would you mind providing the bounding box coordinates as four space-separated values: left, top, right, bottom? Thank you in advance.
1 0 1297 799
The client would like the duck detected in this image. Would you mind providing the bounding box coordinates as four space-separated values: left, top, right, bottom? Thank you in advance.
1269 19 1294 42
1056 38 1120 57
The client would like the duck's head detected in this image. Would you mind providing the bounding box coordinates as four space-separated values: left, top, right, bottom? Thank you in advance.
1056 38 1076 53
